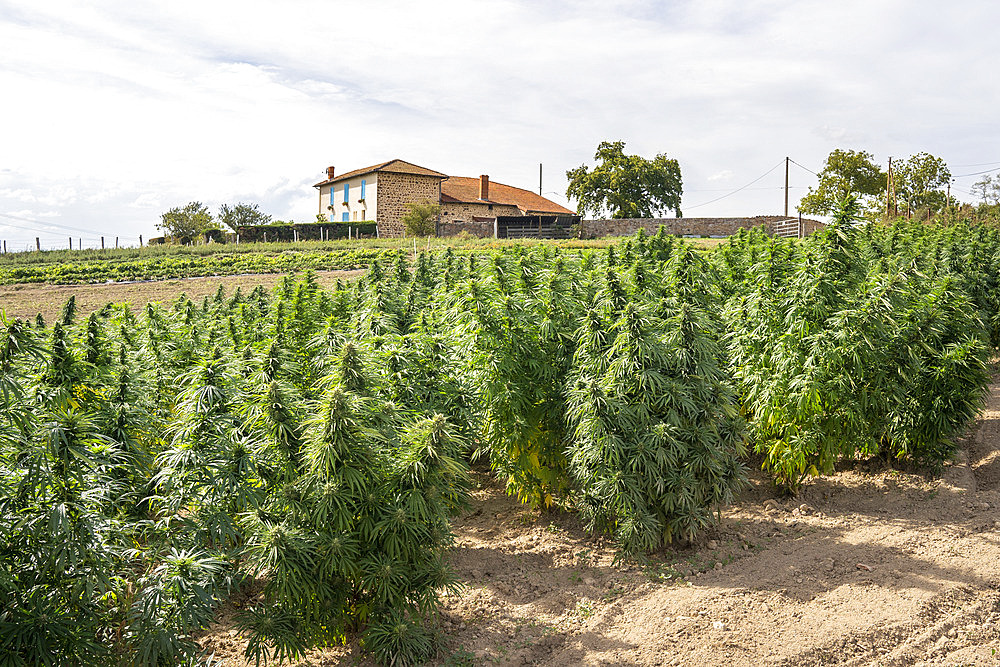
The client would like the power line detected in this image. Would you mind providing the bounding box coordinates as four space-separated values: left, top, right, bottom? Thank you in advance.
952 167 1000 179
788 159 819 177
685 159 786 210
0 212 110 237
952 160 1000 168
687 186 808 193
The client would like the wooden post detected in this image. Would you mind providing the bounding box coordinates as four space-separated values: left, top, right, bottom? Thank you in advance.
36 237 40 251
798 211 803 238
263 232 267 243
69 237 73 250
139 234 143 246
78 238 81 250
101 236 104 249
115 236 119 248
784 156 789 218
2 240 5 253
236 234 240 245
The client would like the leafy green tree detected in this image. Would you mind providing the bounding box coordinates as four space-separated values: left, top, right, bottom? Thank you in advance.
157 201 218 243
566 141 683 219
894 152 951 214
799 149 886 216
218 202 272 232
401 200 440 237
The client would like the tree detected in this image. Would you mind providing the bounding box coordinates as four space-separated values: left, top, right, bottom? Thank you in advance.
971 174 1000 206
218 202 271 232
894 152 951 214
566 141 683 219
401 199 440 237
158 202 217 243
799 149 886 216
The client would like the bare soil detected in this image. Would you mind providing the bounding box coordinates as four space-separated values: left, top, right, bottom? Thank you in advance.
0 270 362 323
198 381 1000 666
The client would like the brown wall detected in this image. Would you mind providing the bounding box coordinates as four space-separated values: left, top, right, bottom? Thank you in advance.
581 216 825 238
375 172 443 237
440 201 521 223
437 220 494 238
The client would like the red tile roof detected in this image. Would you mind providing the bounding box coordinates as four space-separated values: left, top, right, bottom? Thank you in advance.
440 176 574 215
314 159 447 187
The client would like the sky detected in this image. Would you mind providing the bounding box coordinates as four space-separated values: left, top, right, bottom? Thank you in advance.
2 0 999 250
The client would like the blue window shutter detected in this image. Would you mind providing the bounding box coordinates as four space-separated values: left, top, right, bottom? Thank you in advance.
342 211 349 222
330 188 335 207
361 179 366 200
343 183 349 203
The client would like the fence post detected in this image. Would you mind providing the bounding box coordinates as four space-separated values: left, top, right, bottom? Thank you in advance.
139 235 143 247
115 236 119 249
101 236 104 249
36 237 40 251
69 237 73 250
236 234 239 245
263 232 267 243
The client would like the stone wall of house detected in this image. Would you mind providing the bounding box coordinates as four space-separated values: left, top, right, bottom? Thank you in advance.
581 215 825 238
375 172 443 237
437 220 494 237
440 201 521 223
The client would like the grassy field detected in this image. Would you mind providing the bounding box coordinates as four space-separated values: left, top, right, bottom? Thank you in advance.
0 236 724 285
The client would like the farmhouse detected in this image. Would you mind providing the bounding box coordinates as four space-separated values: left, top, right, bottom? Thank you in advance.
313 160 572 237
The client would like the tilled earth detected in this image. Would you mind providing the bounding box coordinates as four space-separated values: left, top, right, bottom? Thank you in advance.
201 384 1000 666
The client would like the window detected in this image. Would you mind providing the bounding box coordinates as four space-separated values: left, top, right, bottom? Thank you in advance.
342 212 349 222
360 209 365 220
343 183 349 203
330 189 336 207
360 179 366 201
352 211 357 221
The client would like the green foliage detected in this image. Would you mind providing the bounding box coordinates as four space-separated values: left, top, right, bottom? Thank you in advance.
218 202 272 232
0 222 997 664
567 248 746 552
799 149 886 216
402 199 440 237
158 202 219 244
894 152 952 214
720 221 990 490
566 141 683 219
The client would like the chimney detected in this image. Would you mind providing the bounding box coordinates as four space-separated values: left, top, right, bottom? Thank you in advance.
479 174 489 200
326 166 336 180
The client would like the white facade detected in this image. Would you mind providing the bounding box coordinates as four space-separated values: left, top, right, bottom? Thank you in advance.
318 174 377 223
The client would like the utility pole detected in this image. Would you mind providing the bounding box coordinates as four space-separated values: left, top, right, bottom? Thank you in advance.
784 156 789 217
886 158 892 219
539 163 543 196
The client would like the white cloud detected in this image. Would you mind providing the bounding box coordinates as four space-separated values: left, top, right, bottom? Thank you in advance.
1 0 999 240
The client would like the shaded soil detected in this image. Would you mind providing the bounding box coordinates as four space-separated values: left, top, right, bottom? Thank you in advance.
0 270 362 323
199 379 1000 666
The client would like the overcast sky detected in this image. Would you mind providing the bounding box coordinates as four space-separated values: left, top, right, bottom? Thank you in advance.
2 0 999 250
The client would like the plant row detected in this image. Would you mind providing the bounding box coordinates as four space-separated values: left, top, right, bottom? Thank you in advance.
1 219 998 664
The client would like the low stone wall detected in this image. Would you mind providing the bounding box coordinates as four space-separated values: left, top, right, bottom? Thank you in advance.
581 216 825 238
437 220 493 238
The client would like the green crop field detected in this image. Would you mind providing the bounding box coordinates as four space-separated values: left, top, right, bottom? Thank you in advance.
1 221 997 665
